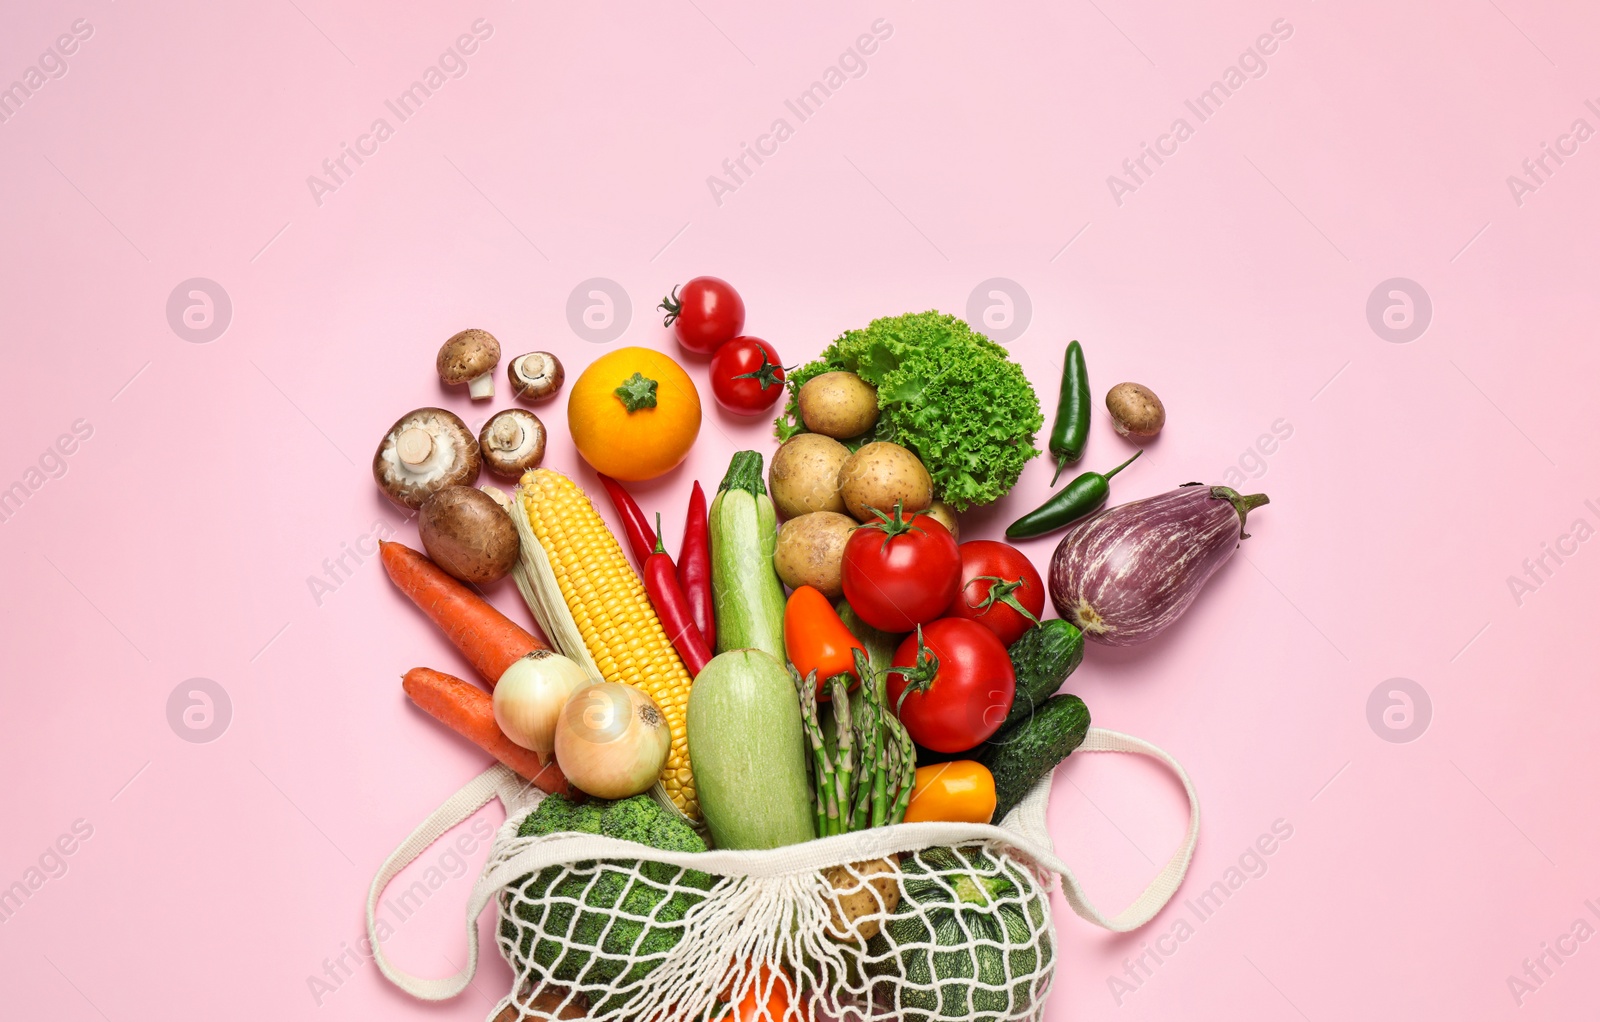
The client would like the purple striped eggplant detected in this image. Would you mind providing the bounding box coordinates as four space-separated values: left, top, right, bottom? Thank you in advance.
1048 484 1269 645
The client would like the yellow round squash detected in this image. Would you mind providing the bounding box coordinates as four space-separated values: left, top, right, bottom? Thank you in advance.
567 346 701 481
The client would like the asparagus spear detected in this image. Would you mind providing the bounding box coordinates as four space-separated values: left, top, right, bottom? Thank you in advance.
851 651 880 832
889 715 917 824
794 668 835 838
829 675 854 836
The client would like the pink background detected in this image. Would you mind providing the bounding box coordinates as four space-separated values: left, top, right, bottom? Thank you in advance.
3 1 1598 1018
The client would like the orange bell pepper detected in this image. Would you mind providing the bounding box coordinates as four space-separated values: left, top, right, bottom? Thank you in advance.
903 760 997 824
783 585 866 701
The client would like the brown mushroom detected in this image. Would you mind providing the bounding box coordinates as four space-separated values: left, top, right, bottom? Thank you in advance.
437 328 501 399
418 486 520 584
480 409 547 480
478 483 514 511
508 351 564 402
373 407 481 509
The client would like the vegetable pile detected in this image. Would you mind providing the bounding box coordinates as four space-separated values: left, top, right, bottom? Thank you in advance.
368 279 1269 1020
776 311 1044 511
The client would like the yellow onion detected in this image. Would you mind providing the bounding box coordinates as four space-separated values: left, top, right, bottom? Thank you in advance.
493 650 590 758
553 682 671 799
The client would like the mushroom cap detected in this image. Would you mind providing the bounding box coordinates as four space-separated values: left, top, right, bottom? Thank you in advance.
372 407 481 509
479 408 548 481
508 351 565 402
437 329 502 385
418 485 519 585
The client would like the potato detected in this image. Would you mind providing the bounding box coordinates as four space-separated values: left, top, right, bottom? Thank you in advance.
838 442 932 523
773 512 857 599
1106 382 1165 439
769 434 850 519
799 372 879 439
923 500 959 541
821 857 902 942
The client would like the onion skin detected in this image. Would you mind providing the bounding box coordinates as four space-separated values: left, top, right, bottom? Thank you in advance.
1048 484 1268 646
553 682 671 799
493 650 589 757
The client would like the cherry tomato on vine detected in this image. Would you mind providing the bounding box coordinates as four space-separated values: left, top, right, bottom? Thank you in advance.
945 540 1045 647
841 504 961 633
709 336 786 416
887 618 1015 752
659 276 745 355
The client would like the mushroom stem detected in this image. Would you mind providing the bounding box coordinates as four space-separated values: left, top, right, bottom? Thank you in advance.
489 417 524 451
396 427 435 467
468 372 495 400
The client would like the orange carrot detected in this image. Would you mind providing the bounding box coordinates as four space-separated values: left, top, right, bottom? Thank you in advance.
402 667 568 793
381 540 545 685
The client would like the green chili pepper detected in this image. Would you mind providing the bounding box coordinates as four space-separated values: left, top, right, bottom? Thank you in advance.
1048 340 1091 484
1005 449 1141 539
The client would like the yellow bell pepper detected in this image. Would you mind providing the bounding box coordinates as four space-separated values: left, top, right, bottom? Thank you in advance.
903 760 997 825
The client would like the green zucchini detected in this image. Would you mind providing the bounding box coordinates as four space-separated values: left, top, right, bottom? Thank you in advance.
998 619 1083 733
980 694 1091 822
708 451 786 661
686 649 815 849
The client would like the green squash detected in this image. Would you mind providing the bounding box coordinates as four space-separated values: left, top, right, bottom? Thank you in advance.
865 846 1053 1022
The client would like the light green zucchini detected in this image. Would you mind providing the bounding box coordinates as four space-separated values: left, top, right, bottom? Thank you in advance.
687 649 815 849
708 451 786 662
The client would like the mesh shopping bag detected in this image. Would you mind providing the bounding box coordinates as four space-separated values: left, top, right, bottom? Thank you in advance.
369 727 1200 1022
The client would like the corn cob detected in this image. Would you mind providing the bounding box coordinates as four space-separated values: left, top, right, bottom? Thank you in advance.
514 468 698 819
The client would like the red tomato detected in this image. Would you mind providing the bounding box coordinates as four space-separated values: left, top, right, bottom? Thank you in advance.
887 618 1016 752
945 540 1045 646
660 276 745 355
841 508 961 633
709 337 786 416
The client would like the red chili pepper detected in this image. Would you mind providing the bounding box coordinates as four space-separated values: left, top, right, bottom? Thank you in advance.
645 515 713 675
677 480 715 650
597 473 659 569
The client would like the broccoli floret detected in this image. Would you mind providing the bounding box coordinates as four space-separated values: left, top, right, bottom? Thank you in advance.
501 793 716 1005
518 793 604 838
597 795 671 845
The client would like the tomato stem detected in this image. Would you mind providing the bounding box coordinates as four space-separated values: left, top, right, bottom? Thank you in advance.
888 625 941 716
731 348 787 390
862 500 933 552
657 284 682 327
963 574 1042 627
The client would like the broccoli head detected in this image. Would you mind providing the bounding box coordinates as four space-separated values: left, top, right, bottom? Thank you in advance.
502 793 716 1007
519 793 605 838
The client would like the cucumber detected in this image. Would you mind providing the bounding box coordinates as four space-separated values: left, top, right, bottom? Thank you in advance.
686 649 815 849
998 619 1083 733
980 694 1090 822
709 451 786 662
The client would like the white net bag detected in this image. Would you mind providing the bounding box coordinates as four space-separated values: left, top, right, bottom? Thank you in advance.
368 727 1200 1022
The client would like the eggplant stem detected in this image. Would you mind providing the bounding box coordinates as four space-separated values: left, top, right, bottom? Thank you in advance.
1211 486 1271 538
